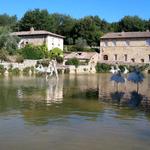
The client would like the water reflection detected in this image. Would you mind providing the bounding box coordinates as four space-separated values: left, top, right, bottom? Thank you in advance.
1 75 150 150
0 74 150 122
16 77 64 105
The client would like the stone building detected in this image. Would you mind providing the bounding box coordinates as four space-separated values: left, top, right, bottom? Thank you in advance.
64 52 99 74
11 27 64 51
100 31 150 64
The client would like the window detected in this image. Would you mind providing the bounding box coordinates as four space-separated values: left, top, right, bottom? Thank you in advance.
114 54 117 61
124 54 127 61
146 39 150 46
141 59 144 63
131 58 135 62
149 55 150 62
125 40 130 46
112 40 116 46
103 55 108 61
104 41 109 47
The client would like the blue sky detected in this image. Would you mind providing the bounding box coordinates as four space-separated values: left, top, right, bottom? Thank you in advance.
0 0 149 22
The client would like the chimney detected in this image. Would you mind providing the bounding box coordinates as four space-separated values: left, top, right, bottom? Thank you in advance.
30 27 34 32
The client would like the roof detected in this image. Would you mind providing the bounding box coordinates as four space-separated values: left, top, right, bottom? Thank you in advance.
11 30 65 38
64 52 97 60
101 31 150 39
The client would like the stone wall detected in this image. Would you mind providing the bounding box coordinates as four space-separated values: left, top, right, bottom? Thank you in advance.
19 35 47 48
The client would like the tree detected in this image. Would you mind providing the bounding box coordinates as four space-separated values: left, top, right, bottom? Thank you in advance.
117 16 146 32
75 37 88 49
0 26 20 55
71 16 106 46
47 13 76 44
0 13 17 30
19 9 50 31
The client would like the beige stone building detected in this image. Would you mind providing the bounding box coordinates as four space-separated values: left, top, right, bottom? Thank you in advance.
99 31 150 64
11 27 64 51
64 52 99 74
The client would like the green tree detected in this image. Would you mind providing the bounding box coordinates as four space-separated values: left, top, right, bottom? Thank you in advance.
75 37 88 49
20 44 49 59
0 13 17 30
19 9 50 31
0 26 20 55
117 16 146 32
71 16 106 46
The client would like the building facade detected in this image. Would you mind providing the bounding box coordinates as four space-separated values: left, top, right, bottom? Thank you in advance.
64 52 99 74
100 31 150 64
11 28 64 51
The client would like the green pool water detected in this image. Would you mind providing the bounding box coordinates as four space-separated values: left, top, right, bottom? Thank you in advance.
0 74 150 150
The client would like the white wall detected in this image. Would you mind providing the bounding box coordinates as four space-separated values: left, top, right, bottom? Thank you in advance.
47 36 64 51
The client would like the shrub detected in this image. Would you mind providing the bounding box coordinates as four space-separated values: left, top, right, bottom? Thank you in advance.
36 59 50 67
12 68 20 75
20 44 49 60
96 63 111 73
64 68 70 74
49 47 63 58
56 56 64 64
65 58 80 68
30 66 35 74
0 49 8 62
0 64 5 75
23 67 31 75
65 45 95 52
16 54 24 63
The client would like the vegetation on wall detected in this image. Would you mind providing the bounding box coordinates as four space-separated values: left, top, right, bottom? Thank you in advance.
20 44 49 59
65 58 80 68
0 64 5 75
96 63 111 73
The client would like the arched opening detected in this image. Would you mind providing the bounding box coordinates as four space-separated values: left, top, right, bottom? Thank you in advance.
141 59 144 63
131 58 135 63
103 55 108 61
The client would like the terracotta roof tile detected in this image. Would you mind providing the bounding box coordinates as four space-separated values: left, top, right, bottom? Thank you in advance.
11 30 65 38
101 31 150 39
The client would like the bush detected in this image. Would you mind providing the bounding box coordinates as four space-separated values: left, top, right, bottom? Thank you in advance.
0 64 5 75
56 56 64 64
16 54 24 63
65 58 80 68
23 67 31 75
36 59 50 67
20 44 49 60
0 49 8 62
65 45 95 52
96 63 111 73
49 47 63 58
12 68 20 75
64 68 70 74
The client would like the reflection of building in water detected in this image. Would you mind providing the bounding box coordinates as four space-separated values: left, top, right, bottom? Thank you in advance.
98 74 150 109
16 77 63 105
45 77 63 105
